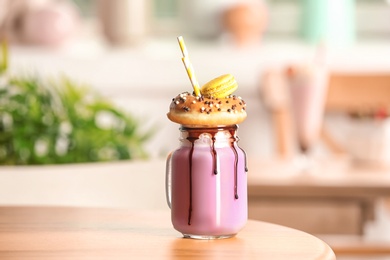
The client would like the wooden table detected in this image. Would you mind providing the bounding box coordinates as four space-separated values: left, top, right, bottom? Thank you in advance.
248 157 390 235
0 206 336 259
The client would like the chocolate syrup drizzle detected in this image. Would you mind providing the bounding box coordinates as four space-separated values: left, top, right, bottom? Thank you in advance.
181 125 248 225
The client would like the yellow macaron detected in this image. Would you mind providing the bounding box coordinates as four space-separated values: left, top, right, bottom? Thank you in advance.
200 74 238 98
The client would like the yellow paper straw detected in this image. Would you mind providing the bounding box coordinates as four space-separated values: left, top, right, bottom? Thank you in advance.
177 36 188 57
177 36 201 96
182 57 201 96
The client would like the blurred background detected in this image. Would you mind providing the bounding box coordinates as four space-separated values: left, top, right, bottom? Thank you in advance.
1 0 390 159
1 1 390 259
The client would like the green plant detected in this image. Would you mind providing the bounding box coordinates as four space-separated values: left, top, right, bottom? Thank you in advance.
0 43 154 165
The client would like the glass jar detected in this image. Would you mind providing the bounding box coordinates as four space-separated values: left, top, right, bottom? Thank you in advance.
166 125 248 239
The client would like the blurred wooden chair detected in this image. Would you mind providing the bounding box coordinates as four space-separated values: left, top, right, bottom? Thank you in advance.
326 73 390 112
261 71 390 158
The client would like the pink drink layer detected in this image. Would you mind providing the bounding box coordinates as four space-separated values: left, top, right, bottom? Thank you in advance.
170 133 247 237
289 66 328 150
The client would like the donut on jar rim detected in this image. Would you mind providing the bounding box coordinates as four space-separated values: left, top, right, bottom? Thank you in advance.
167 92 247 127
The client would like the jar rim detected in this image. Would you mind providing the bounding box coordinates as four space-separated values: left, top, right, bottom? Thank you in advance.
180 124 238 131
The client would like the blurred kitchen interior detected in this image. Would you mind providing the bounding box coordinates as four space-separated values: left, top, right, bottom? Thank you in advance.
1 0 390 158
1 0 390 259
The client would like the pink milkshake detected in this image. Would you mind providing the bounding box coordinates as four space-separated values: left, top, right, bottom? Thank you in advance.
286 64 328 152
167 126 247 238
166 75 248 239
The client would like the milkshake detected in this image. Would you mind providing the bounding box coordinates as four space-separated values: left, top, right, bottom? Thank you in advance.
166 75 248 239
286 64 328 152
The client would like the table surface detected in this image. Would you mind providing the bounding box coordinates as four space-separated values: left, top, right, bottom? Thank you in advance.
0 206 336 260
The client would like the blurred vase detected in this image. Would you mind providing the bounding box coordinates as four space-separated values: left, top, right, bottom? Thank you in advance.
301 0 355 47
98 0 150 46
21 0 80 47
221 1 268 47
0 0 80 47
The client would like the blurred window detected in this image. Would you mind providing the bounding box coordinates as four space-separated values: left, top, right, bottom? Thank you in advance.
72 0 95 17
153 0 178 18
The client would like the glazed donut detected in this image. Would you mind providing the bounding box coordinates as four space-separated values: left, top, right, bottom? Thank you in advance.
167 92 247 126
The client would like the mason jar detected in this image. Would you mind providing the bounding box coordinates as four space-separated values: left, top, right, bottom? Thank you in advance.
166 125 248 239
